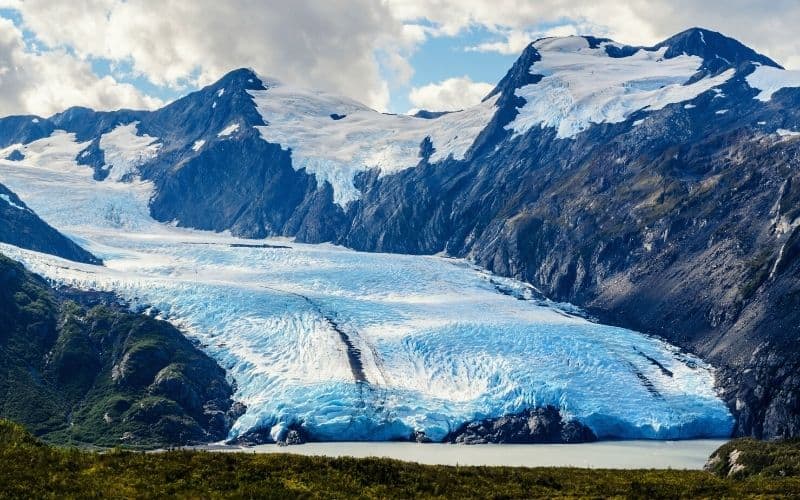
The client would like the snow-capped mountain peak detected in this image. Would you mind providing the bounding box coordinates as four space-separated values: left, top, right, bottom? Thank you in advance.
501 34 734 138
654 27 782 73
247 78 499 206
3 29 800 215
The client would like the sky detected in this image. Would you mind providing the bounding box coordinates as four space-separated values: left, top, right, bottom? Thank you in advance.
0 1 798 117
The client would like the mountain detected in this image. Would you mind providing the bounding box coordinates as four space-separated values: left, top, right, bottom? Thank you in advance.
0 183 100 264
0 27 798 440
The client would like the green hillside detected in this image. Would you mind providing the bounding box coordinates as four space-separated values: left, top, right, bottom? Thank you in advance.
0 254 240 448
1 420 799 498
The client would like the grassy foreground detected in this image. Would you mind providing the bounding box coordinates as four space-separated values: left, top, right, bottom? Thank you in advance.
1 421 799 499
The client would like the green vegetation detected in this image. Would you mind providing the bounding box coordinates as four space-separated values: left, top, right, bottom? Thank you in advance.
0 254 237 448
706 438 800 479
0 421 799 499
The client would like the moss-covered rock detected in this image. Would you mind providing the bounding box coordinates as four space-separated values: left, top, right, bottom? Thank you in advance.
0 254 242 448
706 438 800 478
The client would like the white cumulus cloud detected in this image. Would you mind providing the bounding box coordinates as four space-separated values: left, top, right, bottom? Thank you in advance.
1 0 799 117
0 17 162 116
408 76 494 112
3 0 419 112
385 0 800 68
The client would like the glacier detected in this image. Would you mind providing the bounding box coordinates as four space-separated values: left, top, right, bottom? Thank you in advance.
246 36 745 207
507 36 736 139
746 64 800 102
0 129 733 443
249 79 500 207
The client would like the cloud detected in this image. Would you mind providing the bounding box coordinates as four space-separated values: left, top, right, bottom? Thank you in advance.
1 0 799 117
466 25 584 55
0 17 162 116
384 0 800 68
408 76 494 112
5 0 417 112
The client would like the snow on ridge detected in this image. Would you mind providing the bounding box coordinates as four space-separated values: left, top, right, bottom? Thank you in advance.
0 193 26 211
508 36 735 139
192 139 206 151
777 128 800 138
218 123 240 137
99 122 161 182
248 81 500 207
746 64 800 102
0 131 154 233
0 130 88 172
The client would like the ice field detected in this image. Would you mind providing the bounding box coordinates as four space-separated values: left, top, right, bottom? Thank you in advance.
0 132 733 442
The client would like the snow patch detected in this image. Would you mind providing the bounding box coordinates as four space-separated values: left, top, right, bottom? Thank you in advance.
217 88 225 97
31 118 39 123
0 193 25 210
249 78 499 207
192 139 206 152
0 130 88 172
746 65 800 101
0 131 153 233
218 123 240 137
98 122 161 182
777 128 800 138
684 104 697 109
716 109 729 115
507 37 735 139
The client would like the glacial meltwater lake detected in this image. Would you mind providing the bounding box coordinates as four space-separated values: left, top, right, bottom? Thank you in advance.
193 440 729 469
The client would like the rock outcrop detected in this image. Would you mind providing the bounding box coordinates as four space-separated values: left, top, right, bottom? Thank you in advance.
445 406 597 444
0 183 100 264
0 254 242 447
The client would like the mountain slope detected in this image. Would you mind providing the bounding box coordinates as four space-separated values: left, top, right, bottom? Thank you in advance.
0 183 100 264
0 172 240 447
0 253 242 446
0 27 798 439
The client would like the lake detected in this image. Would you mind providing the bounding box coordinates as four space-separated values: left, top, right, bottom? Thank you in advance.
192 440 728 469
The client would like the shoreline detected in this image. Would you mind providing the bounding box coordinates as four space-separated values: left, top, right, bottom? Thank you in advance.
170 439 729 469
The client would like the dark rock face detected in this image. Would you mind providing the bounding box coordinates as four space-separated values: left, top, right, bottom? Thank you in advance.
0 254 241 447
280 428 307 446
229 427 273 446
445 406 596 444
231 422 309 446
0 183 101 264
4 149 23 161
0 115 54 149
654 28 782 73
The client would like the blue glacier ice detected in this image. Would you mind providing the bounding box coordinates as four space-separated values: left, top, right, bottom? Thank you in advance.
0 132 734 442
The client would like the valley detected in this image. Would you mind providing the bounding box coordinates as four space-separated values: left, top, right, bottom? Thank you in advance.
0 27 797 447
0 130 732 444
